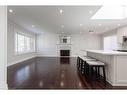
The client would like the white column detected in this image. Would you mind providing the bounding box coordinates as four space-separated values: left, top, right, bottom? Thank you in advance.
0 6 7 89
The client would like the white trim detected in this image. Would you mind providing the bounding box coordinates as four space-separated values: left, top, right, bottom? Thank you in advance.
7 55 37 67
111 81 127 86
37 55 65 57
36 54 75 57
0 83 8 89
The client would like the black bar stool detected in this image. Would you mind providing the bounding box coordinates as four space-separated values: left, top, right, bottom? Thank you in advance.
77 56 96 75
81 57 96 75
77 57 83 72
86 60 106 84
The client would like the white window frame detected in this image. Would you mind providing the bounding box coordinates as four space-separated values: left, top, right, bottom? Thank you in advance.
15 30 35 55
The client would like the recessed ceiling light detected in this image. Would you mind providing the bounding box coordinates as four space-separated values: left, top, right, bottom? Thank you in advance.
32 25 35 28
99 24 102 26
89 10 93 14
80 24 83 26
59 9 63 14
9 9 13 13
61 25 64 28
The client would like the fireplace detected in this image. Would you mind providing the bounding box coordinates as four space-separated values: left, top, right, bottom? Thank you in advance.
60 50 70 56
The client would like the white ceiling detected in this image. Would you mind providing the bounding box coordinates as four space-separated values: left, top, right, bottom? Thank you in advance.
7 6 127 34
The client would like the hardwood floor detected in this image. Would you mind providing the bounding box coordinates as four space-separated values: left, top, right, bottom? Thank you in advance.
7 57 127 89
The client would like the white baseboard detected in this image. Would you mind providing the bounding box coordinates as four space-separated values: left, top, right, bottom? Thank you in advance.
37 55 58 57
37 55 75 57
0 83 8 89
7 55 37 67
111 81 127 86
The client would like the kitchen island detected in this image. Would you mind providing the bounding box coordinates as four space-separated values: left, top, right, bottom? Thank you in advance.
86 50 127 86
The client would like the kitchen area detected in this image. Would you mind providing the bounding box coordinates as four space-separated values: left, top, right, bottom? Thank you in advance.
81 25 127 86
86 50 127 86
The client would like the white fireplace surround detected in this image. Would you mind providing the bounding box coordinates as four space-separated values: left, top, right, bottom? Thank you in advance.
57 44 71 56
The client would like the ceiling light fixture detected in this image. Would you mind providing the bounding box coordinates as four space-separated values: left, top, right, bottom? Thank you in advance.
32 25 35 28
61 25 64 28
80 24 83 26
9 9 13 13
89 10 93 14
59 9 63 14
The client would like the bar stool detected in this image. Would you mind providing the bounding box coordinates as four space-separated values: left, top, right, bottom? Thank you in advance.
86 60 106 84
81 57 96 75
77 56 96 75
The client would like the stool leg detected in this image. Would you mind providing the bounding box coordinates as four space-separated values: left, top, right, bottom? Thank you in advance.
81 62 84 74
78 58 80 71
80 60 82 73
102 66 106 85
85 62 88 77
77 57 79 66
89 66 92 81
77 57 79 69
97 67 100 78
86 63 89 75
95 67 98 79
79 59 81 71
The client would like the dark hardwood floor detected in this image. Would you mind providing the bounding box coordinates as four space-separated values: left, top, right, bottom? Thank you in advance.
7 57 127 89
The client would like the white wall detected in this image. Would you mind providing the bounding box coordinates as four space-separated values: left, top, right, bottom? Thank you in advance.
71 34 101 56
0 6 7 89
37 33 59 56
7 20 37 66
101 29 117 50
37 33 101 57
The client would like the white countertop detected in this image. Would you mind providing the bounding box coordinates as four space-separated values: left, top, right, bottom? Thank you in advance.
85 50 127 55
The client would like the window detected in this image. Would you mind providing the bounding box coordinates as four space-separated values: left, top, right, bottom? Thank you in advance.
15 32 35 54
103 35 118 50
